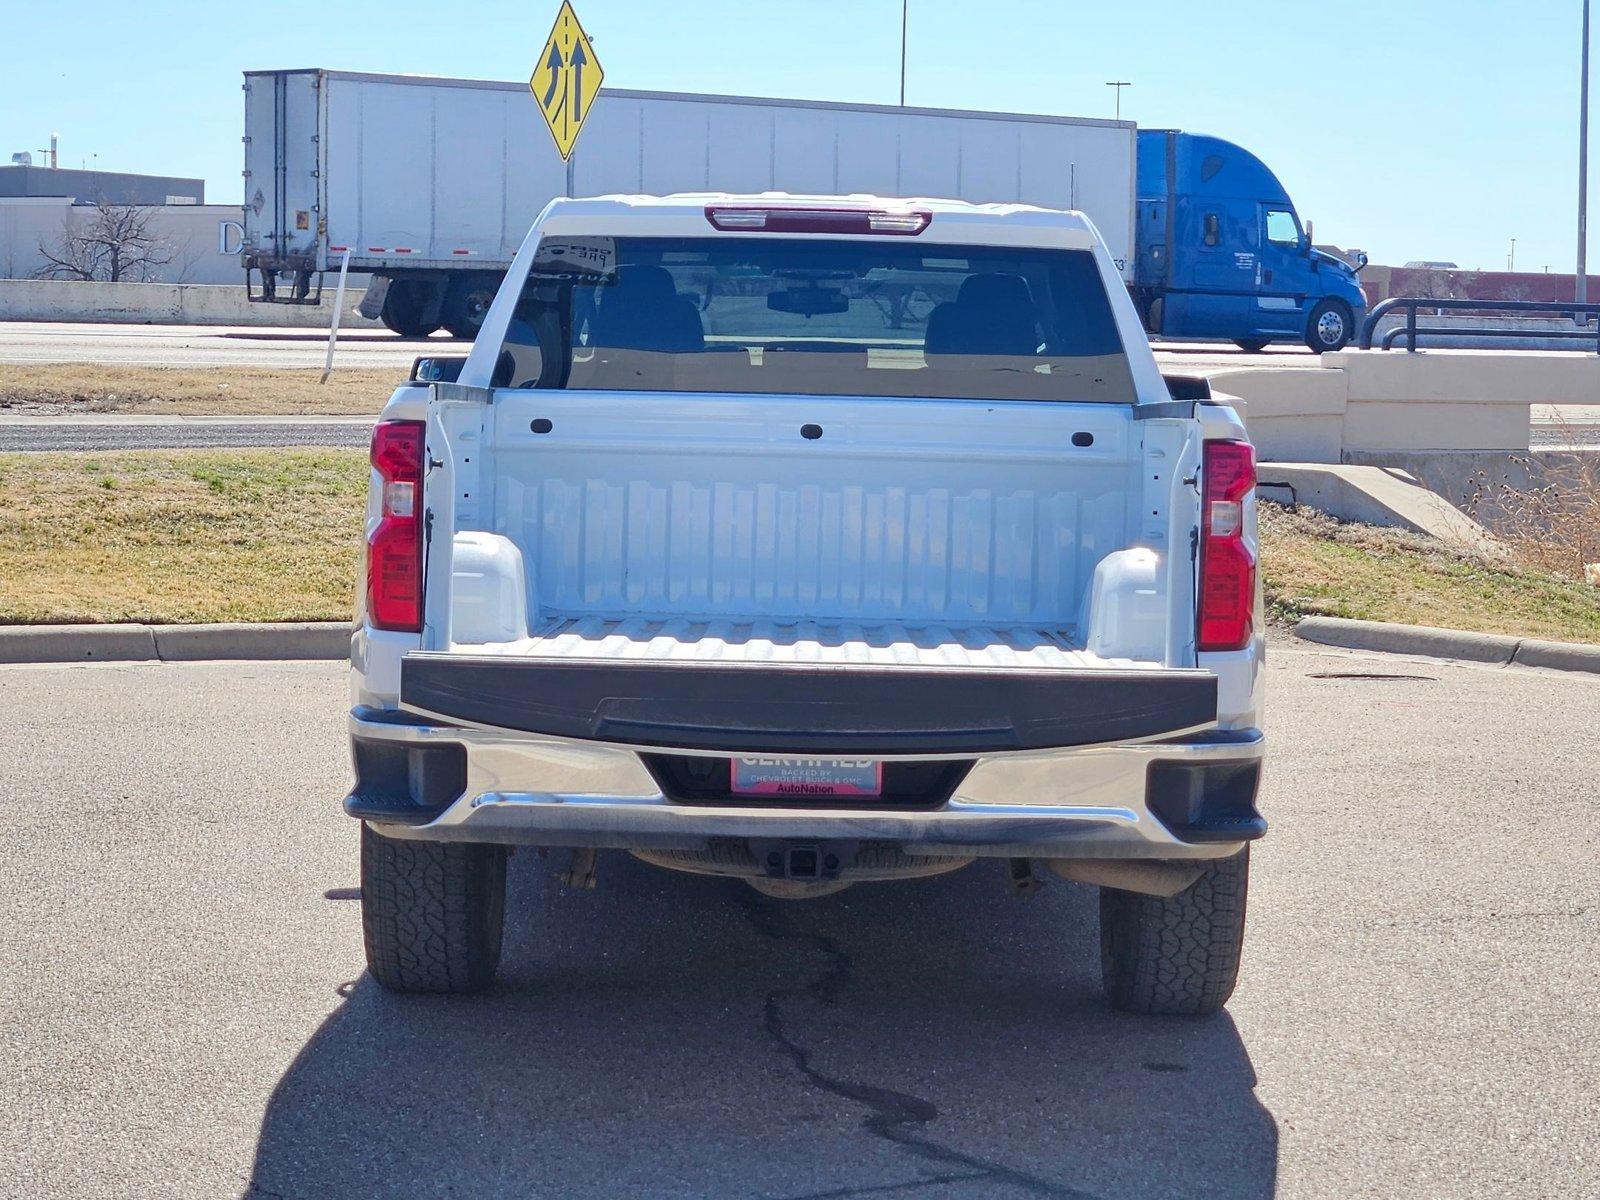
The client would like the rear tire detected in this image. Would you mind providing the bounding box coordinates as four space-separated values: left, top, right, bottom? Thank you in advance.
379 279 442 338
1098 847 1249 1016
360 824 507 993
440 275 498 341
1233 337 1270 353
1304 298 1353 353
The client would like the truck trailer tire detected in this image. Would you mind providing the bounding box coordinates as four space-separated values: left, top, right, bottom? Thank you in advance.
1304 299 1353 353
441 275 499 340
379 279 442 338
360 824 507 993
1098 847 1249 1016
1233 337 1270 353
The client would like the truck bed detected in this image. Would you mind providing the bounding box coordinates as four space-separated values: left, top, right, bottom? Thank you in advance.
459 614 1152 671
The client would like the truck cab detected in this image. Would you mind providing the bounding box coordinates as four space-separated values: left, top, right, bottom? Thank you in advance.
1135 130 1367 351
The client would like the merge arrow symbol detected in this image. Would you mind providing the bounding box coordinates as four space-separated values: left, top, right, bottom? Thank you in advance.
541 42 565 109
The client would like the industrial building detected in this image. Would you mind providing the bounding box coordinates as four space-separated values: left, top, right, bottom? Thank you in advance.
0 164 239 285
0 164 204 206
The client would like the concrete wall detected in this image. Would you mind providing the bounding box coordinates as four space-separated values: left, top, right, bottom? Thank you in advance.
1206 367 1346 463
1343 449 1600 526
2 198 247 285
0 278 380 328
1208 349 1600 462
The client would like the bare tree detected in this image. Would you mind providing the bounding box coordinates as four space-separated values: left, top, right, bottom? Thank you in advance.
34 204 175 283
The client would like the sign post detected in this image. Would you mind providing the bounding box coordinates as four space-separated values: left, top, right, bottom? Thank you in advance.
530 0 604 194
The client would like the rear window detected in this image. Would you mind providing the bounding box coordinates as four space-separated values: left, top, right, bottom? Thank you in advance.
492 236 1135 403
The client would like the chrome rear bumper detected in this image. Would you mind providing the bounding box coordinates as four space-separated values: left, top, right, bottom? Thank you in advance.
346 710 1265 861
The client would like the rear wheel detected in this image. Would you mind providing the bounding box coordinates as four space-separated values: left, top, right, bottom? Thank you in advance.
1304 298 1353 353
360 824 507 993
1098 848 1249 1016
1233 337 1270 353
379 279 441 338
440 274 498 340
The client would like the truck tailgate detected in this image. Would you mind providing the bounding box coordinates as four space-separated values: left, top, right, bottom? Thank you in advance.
399 616 1217 754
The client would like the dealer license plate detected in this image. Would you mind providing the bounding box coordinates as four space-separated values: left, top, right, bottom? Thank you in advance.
729 757 883 798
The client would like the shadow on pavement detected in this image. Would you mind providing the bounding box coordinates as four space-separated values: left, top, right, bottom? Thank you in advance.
247 854 1277 1199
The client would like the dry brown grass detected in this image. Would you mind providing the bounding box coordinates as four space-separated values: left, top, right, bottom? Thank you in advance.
1261 502 1600 643
0 450 367 623
0 363 404 416
1461 435 1600 584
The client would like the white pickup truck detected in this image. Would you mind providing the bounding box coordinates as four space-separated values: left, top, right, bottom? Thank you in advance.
347 193 1266 1015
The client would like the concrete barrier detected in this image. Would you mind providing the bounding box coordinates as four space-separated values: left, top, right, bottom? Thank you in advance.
0 278 381 329
1341 449 1598 524
1205 349 1600 463
1206 368 1346 463
1255 463 1495 546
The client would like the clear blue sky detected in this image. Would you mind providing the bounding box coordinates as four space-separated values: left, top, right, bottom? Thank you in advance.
2 0 1593 272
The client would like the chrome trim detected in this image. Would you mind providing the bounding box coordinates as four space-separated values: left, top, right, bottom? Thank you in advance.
349 712 1263 860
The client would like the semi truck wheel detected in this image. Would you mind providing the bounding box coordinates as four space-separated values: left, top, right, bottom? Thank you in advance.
379 280 442 338
1233 337 1270 353
360 824 507 993
1098 847 1249 1016
1305 299 1353 353
441 275 498 341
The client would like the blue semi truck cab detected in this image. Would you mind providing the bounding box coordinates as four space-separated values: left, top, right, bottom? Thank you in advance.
1134 130 1367 352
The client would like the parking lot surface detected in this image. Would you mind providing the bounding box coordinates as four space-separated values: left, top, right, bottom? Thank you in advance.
2 643 1596 1199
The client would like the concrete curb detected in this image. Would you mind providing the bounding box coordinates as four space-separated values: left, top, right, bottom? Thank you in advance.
1293 616 1600 675
0 622 350 665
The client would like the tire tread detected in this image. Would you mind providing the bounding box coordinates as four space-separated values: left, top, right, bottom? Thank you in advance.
360 825 506 993
1099 848 1249 1016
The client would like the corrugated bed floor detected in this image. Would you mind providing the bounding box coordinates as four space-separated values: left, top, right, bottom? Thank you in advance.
469 614 1145 669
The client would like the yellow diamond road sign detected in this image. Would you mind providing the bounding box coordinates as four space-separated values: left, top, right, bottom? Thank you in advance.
530 1 604 161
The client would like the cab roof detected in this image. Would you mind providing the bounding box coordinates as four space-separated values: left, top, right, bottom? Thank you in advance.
532 192 1105 251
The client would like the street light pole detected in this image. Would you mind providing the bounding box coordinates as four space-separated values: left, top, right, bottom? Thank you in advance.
1579 0 1591 303
896 1 908 106
1106 81 1131 121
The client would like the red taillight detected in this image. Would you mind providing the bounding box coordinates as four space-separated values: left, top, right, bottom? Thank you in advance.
1197 440 1256 653
703 205 931 235
367 420 425 632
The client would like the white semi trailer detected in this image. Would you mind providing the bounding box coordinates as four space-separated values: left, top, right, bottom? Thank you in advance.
240 69 1136 338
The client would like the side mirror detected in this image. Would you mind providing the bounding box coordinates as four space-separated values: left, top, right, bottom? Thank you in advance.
409 355 466 383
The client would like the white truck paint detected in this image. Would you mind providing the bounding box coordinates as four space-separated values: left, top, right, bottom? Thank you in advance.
345 195 1265 1014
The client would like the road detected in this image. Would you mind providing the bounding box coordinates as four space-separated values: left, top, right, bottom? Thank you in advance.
0 321 1592 450
0 321 444 370
0 320 1311 372
0 414 374 452
2 643 1595 1199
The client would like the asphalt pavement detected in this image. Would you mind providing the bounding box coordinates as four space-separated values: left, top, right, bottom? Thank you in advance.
0 320 1318 372
0 321 443 369
2 642 1596 1199
0 414 374 452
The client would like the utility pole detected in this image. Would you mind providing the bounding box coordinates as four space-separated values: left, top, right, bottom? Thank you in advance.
1106 81 1131 121
896 1 908 106
1579 0 1591 303
1509 238 1517 271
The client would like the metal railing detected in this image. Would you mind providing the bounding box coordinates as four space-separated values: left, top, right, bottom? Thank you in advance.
1359 296 1600 352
